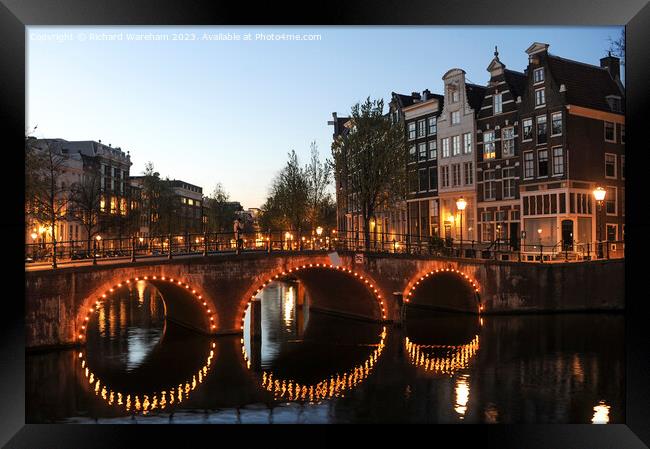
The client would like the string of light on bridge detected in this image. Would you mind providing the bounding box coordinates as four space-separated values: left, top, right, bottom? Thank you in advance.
77 275 217 342
406 267 483 313
241 263 387 331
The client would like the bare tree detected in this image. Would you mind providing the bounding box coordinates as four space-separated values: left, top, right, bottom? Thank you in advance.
331 97 407 250
27 139 70 267
305 142 332 232
69 165 102 253
608 29 625 66
205 183 238 233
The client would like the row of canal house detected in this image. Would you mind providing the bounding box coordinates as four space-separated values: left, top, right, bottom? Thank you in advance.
332 42 625 256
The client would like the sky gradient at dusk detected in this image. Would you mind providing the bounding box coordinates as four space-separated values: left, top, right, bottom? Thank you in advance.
27 26 622 208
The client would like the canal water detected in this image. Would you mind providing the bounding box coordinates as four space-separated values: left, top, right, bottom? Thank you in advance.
26 280 624 424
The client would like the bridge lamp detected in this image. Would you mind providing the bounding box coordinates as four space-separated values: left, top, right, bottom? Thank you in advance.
593 186 607 258
456 197 467 256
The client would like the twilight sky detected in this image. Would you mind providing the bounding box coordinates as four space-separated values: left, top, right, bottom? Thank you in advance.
27 26 622 209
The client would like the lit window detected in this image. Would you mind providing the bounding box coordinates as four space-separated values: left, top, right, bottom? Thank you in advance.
535 88 545 106
493 93 502 114
483 131 495 160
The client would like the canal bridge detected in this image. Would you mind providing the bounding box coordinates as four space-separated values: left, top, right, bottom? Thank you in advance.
25 250 624 349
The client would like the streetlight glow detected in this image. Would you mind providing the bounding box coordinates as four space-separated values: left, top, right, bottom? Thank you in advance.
96 235 102 241
316 226 323 236
593 186 606 202
456 197 467 211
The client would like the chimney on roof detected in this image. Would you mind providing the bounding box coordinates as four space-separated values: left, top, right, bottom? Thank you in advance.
600 52 620 81
422 89 431 101
411 92 421 102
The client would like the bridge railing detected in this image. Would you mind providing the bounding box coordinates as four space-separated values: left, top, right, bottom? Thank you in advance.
24 229 625 267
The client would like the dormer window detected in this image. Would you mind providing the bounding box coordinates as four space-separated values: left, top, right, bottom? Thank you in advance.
533 67 544 84
606 95 622 112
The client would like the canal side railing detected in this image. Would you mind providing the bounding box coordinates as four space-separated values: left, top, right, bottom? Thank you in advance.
24 229 625 268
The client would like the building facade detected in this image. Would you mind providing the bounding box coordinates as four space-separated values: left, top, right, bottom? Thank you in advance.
26 138 134 249
476 48 527 248
437 69 485 243
517 43 625 254
399 90 444 241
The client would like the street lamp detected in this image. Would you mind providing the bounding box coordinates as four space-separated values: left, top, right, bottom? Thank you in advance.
93 234 101 265
316 226 323 236
593 186 607 258
456 197 467 257
30 231 38 260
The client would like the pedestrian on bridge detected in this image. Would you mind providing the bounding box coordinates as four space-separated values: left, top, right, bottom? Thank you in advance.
234 218 244 252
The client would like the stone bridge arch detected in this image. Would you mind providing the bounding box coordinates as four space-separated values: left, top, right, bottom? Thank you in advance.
75 273 219 345
404 262 482 314
237 262 387 332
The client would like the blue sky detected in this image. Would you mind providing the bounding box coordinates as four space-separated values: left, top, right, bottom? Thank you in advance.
27 26 622 208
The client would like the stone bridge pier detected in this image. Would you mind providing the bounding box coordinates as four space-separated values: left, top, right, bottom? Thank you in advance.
25 251 624 349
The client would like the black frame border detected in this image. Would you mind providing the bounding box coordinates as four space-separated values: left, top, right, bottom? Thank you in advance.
2 0 649 447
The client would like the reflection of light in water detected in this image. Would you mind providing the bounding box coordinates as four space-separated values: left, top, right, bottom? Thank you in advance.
572 354 584 384
454 374 470 419
592 401 610 424
284 286 295 326
98 306 106 336
77 342 216 415
136 280 146 304
125 328 162 371
405 335 479 375
243 327 388 402
484 403 499 423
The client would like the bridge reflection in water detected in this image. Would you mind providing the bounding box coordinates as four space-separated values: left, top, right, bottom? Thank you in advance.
26 279 624 424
